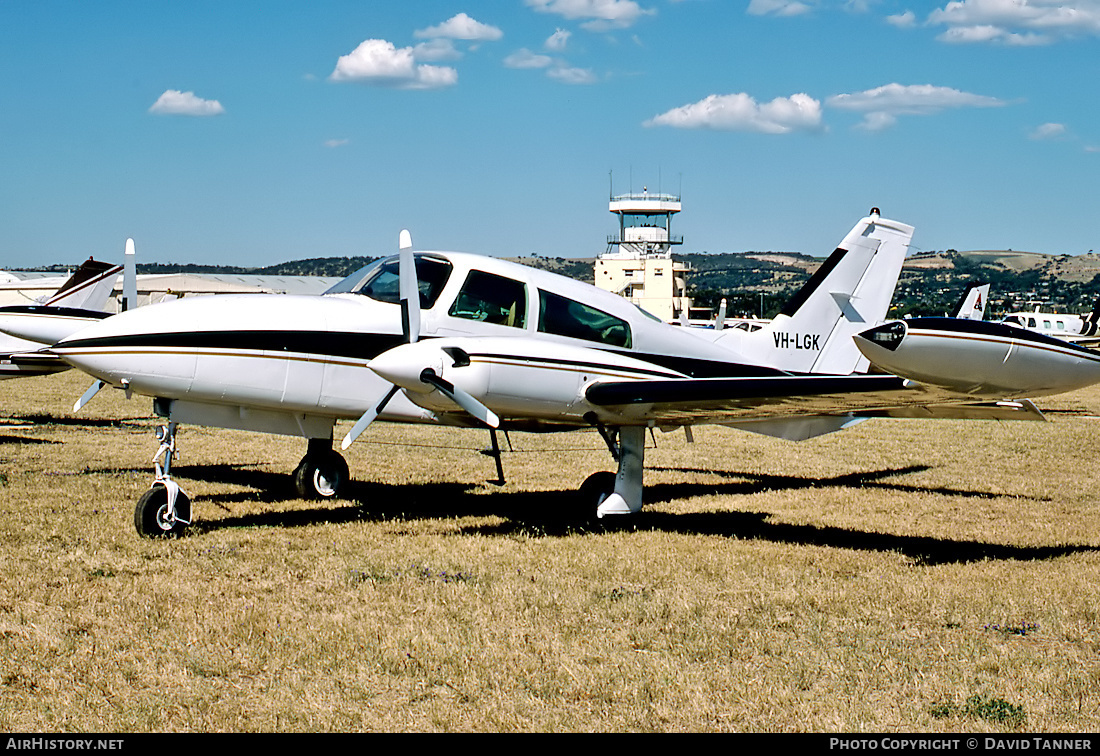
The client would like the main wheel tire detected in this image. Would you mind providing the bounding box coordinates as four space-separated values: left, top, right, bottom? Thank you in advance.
578 471 616 518
134 486 191 538
293 451 350 500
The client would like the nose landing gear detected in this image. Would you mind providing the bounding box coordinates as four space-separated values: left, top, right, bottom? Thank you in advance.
134 421 191 538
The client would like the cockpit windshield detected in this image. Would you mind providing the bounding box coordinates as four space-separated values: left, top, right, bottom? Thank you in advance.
325 254 453 309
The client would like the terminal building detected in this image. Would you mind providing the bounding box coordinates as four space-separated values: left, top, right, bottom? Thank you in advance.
594 188 692 323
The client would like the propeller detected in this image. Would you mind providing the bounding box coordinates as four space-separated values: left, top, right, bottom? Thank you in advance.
340 231 498 451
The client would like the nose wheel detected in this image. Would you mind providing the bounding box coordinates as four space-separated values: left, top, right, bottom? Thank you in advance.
293 439 350 500
134 421 191 538
134 484 191 538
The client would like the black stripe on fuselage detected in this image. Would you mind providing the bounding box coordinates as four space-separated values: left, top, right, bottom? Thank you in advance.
0 305 113 320
58 330 791 379
905 317 1100 355
58 330 409 361
604 349 790 378
466 351 684 379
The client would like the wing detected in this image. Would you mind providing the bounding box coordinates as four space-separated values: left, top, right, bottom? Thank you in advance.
584 374 1045 428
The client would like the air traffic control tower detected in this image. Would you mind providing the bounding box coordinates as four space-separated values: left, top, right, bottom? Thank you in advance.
595 187 692 322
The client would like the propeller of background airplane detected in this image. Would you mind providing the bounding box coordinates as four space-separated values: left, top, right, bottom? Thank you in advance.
340 231 499 451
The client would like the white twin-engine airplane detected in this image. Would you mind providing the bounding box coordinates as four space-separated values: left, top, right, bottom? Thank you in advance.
48 210 1100 538
0 256 123 380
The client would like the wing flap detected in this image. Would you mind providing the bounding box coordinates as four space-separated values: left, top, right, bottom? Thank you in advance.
584 375 1046 425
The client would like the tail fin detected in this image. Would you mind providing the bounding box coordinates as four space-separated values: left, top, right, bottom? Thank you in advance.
1082 294 1100 337
721 209 914 374
42 258 122 311
714 298 726 330
952 282 989 320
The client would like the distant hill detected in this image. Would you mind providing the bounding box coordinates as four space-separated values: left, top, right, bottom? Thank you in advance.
25 248 1100 319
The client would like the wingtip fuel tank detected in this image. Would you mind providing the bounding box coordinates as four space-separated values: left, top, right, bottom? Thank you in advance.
854 317 1100 398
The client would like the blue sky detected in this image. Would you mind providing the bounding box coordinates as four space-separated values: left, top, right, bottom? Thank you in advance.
1 0 1098 268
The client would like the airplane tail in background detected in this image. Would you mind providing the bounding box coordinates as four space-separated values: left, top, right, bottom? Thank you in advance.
43 258 122 310
952 282 989 321
1081 294 1100 338
719 209 914 375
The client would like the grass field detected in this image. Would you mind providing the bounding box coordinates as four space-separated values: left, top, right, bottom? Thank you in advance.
2 370 1099 732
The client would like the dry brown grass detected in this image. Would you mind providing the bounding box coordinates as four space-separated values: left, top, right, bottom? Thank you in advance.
1 370 1099 732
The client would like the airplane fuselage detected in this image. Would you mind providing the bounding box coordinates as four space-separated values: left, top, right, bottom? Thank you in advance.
52 252 766 435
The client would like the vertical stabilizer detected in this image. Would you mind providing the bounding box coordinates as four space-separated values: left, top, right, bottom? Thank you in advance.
719 209 914 374
43 258 123 311
952 282 989 320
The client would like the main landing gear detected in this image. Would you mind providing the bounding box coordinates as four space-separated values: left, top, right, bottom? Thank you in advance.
293 438 350 500
133 421 191 538
578 423 646 520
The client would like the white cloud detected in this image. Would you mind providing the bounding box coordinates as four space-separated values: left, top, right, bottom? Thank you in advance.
526 0 654 30
747 0 814 17
937 23 1048 44
928 0 1100 44
414 13 503 41
148 90 225 116
1030 122 1067 139
546 28 572 50
827 83 1006 130
644 92 823 133
548 65 598 84
886 10 917 27
329 39 457 89
324 138 350 148
504 48 554 68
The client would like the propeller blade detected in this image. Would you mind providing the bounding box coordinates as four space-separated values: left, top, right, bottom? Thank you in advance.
74 379 106 412
340 384 401 450
420 368 500 428
398 229 420 344
122 238 138 312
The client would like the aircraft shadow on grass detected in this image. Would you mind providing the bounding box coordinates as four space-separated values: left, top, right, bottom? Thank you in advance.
164 461 1093 567
3 413 149 430
0 434 59 445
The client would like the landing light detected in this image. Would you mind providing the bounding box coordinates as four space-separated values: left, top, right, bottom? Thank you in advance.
861 321 906 351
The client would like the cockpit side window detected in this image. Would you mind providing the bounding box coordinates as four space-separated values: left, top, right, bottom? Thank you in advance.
448 270 527 328
538 290 632 348
340 256 452 308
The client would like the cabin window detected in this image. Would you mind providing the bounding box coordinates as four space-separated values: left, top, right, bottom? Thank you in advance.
538 290 632 348
1057 320 1065 329
448 271 527 329
338 255 453 309
1043 320 1052 329
1028 317 1037 328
